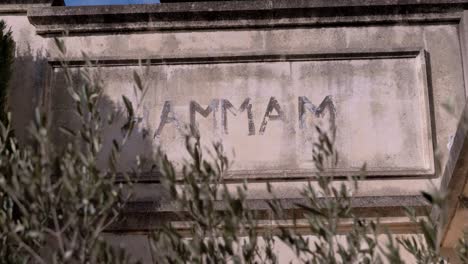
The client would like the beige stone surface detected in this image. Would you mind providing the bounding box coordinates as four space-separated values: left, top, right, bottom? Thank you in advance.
2 2 468 258
48 24 464 183
0 15 48 143
37 21 466 224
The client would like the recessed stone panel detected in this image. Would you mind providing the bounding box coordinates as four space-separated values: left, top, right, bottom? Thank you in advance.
51 49 434 180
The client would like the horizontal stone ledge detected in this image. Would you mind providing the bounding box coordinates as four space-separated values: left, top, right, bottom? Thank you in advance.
29 0 468 16
0 0 62 14
115 172 437 184
109 218 423 235
109 196 429 232
121 196 429 214
107 217 424 235
48 49 423 67
125 195 428 213
27 0 466 36
1 0 58 3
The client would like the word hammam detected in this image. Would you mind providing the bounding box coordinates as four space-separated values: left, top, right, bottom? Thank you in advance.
154 96 335 138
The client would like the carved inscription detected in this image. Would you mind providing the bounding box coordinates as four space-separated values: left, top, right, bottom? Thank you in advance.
154 96 335 138
221 98 255 136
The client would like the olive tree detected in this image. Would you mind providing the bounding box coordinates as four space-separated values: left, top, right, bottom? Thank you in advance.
0 37 141 264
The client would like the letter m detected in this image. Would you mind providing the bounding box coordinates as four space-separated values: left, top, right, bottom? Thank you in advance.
221 98 255 136
190 99 219 131
298 96 336 136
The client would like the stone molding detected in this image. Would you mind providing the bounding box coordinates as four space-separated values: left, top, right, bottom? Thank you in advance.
2 0 57 3
0 0 62 14
27 0 468 36
47 49 423 68
111 195 428 232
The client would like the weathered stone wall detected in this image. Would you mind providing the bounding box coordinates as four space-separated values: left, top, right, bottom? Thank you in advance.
2 0 468 261
33 1 466 199
0 8 49 143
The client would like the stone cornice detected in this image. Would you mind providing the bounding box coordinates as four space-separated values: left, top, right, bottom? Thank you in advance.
27 0 468 36
0 0 62 14
1 0 57 3
111 195 428 232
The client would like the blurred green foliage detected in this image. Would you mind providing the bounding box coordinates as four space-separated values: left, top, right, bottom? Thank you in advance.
0 20 15 124
0 37 138 264
151 127 467 263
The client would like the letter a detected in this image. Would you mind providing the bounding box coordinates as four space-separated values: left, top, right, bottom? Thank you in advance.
259 97 286 135
154 101 177 138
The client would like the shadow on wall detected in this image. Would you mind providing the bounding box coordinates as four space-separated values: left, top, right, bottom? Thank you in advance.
9 45 48 144
97 94 156 175
51 87 157 179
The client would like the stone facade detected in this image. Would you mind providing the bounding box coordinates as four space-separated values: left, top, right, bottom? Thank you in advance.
1 0 468 262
